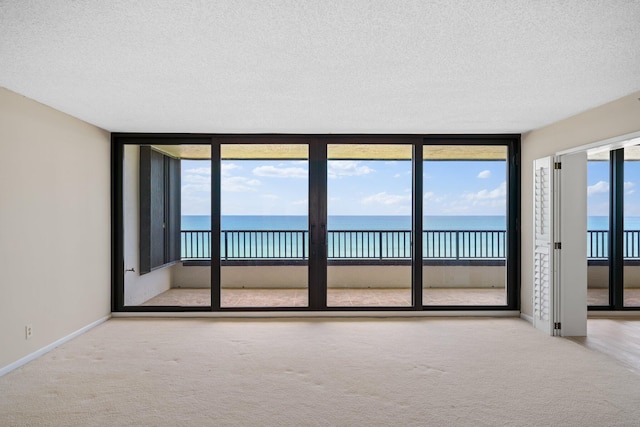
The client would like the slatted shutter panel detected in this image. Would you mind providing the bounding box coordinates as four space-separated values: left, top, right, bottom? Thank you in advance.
533 157 554 335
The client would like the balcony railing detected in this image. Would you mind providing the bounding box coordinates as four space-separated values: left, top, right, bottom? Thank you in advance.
181 229 640 261
182 229 507 260
587 229 640 259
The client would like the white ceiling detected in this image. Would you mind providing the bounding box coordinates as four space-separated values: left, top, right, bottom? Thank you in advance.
1 1 639 134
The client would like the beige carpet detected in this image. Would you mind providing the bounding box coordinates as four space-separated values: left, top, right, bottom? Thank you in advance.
2 318 640 426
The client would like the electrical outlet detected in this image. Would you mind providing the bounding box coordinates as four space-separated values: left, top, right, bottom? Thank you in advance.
25 325 33 340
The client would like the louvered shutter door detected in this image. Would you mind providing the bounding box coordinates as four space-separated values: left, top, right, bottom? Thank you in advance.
533 157 554 335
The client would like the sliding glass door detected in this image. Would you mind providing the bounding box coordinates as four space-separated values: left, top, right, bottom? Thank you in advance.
587 151 610 306
326 144 413 307
422 145 508 306
220 144 309 308
122 143 211 308
624 145 640 308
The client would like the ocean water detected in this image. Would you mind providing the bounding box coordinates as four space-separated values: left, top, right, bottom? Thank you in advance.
180 215 640 259
182 215 507 231
182 215 640 231
181 215 510 259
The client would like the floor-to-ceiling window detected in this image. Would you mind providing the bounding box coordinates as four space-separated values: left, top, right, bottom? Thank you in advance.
587 150 610 306
120 142 212 309
585 142 640 311
624 145 640 308
422 144 510 306
326 144 413 307
113 135 520 312
220 143 309 308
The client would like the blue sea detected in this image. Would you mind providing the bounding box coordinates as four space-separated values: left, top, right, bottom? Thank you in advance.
179 215 640 259
182 215 640 231
183 215 507 231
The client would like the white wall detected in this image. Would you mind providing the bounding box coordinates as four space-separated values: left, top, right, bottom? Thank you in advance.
521 91 640 316
123 145 171 306
0 88 111 369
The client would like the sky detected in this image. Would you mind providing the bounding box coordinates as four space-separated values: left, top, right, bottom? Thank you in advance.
588 159 640 218
181 158 508 216
181 157 640 218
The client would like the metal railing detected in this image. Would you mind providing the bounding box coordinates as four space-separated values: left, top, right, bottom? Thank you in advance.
182 229 640 261
182 229 507 260
328 230 411 259
423 230 506 259
578 230 640 260
587 230 608 259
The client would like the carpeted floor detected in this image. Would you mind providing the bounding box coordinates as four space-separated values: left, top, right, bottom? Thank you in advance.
2 318 640 426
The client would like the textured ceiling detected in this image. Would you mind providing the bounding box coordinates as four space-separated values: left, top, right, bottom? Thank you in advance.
1 1 639 133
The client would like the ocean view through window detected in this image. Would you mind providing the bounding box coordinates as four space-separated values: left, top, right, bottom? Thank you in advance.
114 135 521 311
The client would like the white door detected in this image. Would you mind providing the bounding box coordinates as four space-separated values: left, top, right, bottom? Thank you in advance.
533 154 588 337
533 157 555 335
556 152 587 337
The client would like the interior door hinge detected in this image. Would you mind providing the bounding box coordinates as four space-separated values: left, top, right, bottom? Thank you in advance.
554 162 562 170
554 242 561 250
554 322 562 330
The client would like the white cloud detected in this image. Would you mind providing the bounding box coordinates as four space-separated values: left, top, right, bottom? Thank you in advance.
185 167 211 175
182 183 211 193
222 176 260 192
625 181 635 195
361 192 411 205
292 198 308 205
221 163 239 176
261 194 280 200
588 181 609 196
252 165 307 178
424 192 435 200
477 170 491 179
464 182 506 201
328 161 374 178
182 174 211 185
216 162 261 192
183 165 212 187
394 173 401 178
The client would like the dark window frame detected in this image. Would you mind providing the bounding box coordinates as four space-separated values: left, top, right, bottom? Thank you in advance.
589 147 640 311
112 134 521 312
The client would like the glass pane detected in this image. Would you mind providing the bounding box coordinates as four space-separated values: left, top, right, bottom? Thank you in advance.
587 151 610 306
327 144 412 307
423 145 507 306
624 145 640 307
124 144 211 307
220 144 308 307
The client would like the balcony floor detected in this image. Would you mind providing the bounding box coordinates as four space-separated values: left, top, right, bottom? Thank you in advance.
141 288 507 307
139 287 640 308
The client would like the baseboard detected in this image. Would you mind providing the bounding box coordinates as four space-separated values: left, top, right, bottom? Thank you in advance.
0 315 111 377
520 313 533 324
588 311 640 318
112 310 521 319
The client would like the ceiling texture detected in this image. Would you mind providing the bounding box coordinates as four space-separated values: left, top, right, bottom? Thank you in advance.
1 0 639 134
